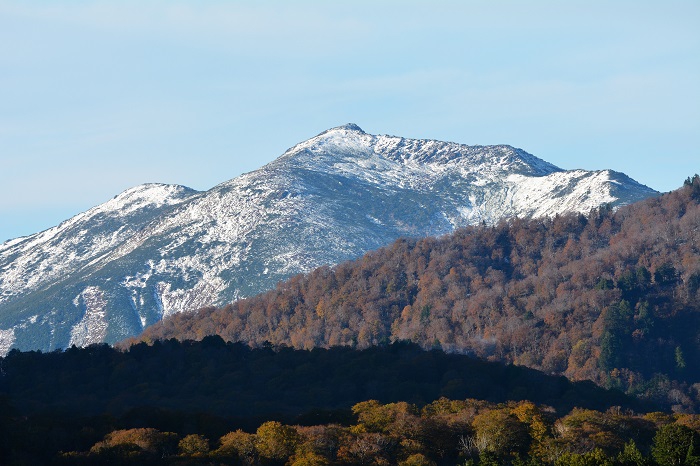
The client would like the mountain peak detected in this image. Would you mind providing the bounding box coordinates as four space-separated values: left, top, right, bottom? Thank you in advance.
333 123 364 133
280 125 560 179
311 123 366 140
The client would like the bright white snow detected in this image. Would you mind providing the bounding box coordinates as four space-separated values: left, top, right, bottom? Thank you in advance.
69 287 109 348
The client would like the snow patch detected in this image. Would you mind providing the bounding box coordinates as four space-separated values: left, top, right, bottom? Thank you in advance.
367 215 383 225
0 328 15 356
69 287 108 348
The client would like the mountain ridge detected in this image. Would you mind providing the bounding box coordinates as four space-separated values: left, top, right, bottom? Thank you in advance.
0 124 658 354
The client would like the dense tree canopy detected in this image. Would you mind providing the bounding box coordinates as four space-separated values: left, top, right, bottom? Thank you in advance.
21 398 700 465
0 340 644 422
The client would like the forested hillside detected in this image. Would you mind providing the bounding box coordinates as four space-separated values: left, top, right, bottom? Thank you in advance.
0 340 648 464
0 340 644 420
132 176 700 410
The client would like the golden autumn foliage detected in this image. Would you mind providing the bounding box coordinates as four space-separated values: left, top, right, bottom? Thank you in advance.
54 397 700 465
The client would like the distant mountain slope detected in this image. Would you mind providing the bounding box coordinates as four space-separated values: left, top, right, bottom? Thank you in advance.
0 124 657 353
135 177 700 410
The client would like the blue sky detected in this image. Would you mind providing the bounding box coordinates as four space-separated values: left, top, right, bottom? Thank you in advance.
1 1 698 243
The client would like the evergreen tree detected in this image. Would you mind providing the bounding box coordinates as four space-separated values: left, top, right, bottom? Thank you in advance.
652 424 699 466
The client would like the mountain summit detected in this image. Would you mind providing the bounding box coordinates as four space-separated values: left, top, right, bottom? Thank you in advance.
0 125 657 354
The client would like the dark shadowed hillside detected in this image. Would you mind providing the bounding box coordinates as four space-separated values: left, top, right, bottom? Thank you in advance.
0 339 646 420
132 176 700 411
0 339 654 464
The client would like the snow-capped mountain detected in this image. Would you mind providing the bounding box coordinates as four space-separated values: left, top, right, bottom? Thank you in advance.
0 124 657 354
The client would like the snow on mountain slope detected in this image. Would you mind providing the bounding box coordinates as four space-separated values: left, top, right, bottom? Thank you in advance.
0 124 658 354
0 184 199 302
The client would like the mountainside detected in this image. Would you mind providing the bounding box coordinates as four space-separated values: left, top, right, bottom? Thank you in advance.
0 124 657 353
135 177 700 411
